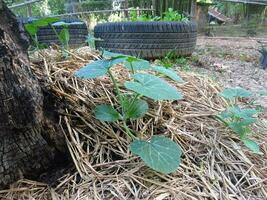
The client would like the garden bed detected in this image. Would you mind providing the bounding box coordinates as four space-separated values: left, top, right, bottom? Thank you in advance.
0 47 266 199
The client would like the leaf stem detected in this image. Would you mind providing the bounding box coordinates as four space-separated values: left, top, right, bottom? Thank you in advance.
50 24 61 43
123 120 137 140
130 62 135 74
108 69 123 105
108 69 137 140
129 93 140 108
33 34 39 50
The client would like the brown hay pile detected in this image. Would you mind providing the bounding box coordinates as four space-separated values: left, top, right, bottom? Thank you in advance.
0 47 266 200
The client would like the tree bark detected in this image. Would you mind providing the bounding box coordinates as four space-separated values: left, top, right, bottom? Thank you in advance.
0 0 66 189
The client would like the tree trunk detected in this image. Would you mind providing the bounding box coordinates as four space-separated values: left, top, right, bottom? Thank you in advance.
0 0 66 189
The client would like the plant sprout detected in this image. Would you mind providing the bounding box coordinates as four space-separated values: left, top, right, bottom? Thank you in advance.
75 51 184 173
218 87 262 153
24 17 59 49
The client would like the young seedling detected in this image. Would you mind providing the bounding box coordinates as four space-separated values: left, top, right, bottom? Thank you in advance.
24 17 59 50
75 51 184 173
51 21 81 50
218 87 262 153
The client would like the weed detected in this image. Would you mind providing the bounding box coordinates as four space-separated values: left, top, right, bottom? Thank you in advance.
75 51 184 173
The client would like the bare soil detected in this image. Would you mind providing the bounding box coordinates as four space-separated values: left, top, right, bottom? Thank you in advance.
190 36 267 111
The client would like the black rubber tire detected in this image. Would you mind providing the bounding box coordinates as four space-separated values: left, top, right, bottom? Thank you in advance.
19 17 88 48
94 21 197 59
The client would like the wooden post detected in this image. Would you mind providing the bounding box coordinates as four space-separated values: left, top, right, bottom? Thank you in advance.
191 0 197 20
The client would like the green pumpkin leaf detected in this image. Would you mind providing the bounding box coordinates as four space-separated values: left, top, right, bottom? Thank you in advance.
219 106 258 121
110 56 129 66
52 21 83 26
103 50 126 58
130 136 182 174
228 122 250 136
32 17 59 27
124 73 183 101
126 56 139 62
75 60 111 79
59 28 70 46
219 87 252 100
102 51 129 66
122 97 148 119
124 59 151 71
242 139 260 153
152 65 184 83
24 24 38 36
258 90 267 96
94 104 121 122
102 51 150 70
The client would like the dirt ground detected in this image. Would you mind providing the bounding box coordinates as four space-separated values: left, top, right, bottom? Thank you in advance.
190 36 267 111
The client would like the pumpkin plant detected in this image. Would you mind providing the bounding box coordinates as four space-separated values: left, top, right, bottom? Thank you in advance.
24 18 79 52
75 51 184 173
50 21 71 50
24 17 59 49
218 87 262 153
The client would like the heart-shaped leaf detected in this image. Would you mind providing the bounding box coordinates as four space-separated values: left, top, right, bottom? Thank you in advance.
219 106 258 120
102 51 129 66
103 50 127 58
24 24 38 36
59 28 70 46
242 139 260 153
219 87 252 100
124 59 151 71
130 136 182 174
75 60 111 79
52 21 84 26
94 104 121 122
102 51 150 70
258 90 267 96
110 56 129 66
32 17 59 27
122 97 148 119
228 122 250 136
124 73 183 100
152 65 184 83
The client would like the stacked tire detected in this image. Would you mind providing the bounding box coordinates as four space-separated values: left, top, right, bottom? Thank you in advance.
94 21 197 59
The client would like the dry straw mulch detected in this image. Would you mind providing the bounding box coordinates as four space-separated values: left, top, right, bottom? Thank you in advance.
0 47 266 200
